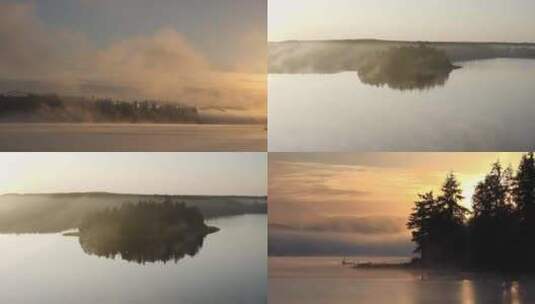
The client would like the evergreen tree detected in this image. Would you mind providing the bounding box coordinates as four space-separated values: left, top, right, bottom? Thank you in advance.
436 173 469 224
472 162 513 218
513 152 535 222
407 173 469 266
470 161 515 270
512 152 535 270
407 191 437 264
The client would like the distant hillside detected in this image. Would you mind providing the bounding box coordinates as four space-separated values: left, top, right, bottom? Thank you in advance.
269 39 535 74
0 192 267 233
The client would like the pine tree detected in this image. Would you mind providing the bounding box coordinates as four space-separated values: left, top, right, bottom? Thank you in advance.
472 162 513 218
470 161 514 270
407 173 469 266
437 173 469 224
513 152 535 222
407 191 437 263
512 152 535 270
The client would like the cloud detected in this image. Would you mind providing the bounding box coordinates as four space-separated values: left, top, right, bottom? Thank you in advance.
0 3 88 80
269 160 370 203
0 3 265 120
268 228 413 256
272 215 407 234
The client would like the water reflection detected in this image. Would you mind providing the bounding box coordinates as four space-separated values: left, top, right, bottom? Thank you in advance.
503 281 521 304
460 280 475 304
73 201 218 264
78 233 205 264
269 59 535 151
270 257 535 304
356 65 453 90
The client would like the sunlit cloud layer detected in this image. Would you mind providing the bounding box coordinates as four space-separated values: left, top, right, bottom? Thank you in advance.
0 2 266 119
269 153 524 255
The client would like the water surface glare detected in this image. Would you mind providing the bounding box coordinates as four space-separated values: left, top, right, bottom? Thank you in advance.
269 257 535 304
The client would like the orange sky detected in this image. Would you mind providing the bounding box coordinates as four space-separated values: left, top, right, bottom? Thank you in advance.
0 2 266 120
270 152 523 230
268 153 526 256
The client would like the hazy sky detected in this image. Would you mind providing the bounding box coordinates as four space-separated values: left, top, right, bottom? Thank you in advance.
32 0 266 70
269 153 524 256
0 0 266 118
269 0 535 42
0 153 266 196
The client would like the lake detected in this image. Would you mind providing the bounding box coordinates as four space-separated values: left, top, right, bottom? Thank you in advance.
269 256 535 304
0 123 266 151
0 215 267 304
268 59 535 151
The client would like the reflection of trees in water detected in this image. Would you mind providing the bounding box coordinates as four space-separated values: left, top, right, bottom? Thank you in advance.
78 233 205 264
357 66 452 90
357 46 458 91
76 201 217 264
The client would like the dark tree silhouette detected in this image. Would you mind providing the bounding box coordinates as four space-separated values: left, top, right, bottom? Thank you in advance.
469 162 515 270
0 93 200 123
407 153 535 272
77 200 218 264
408 173 469 267
512 153 535 270
435 173 469 266
513 153 535 222
407 191 438 265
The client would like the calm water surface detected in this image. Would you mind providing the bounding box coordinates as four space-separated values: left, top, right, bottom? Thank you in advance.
270 257 535 304
269 59 535 151
0 123 266 151
0 215 267 304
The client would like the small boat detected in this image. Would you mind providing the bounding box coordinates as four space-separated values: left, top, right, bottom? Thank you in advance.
341 257 353 265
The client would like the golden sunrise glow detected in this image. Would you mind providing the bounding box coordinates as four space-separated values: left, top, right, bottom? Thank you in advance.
270 153 524 225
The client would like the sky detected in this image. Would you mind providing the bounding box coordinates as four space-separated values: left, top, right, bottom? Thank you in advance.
0 153 267 196
269 0 535 42
269 153 525 256
0 0 266 118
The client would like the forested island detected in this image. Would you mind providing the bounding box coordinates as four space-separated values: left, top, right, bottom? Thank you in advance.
404 153 535 273
357 45 460 90
269 39 535 74
0 192 267 233
0 92 200 123
71 201 219 264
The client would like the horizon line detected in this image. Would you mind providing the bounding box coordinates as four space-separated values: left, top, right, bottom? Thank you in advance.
269 38 535 45
0 191 267 198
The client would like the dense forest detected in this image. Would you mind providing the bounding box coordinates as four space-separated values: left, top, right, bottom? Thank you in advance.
0 93 200 123
77 200 218 264
357 45 459 90
408 153 535 272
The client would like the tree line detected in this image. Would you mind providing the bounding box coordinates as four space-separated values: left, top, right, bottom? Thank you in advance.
408 153 535 272
0 93 200 123
80 200 210 238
